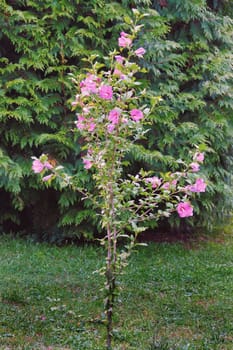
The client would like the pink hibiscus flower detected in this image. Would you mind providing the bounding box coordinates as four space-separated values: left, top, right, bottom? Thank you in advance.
99 85 113 100
177 202 193 218
130 109 144 122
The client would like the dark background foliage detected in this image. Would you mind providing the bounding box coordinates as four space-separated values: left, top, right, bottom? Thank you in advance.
0 0 232 242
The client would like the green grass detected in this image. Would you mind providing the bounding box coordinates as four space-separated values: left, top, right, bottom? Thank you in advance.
0 233 232 349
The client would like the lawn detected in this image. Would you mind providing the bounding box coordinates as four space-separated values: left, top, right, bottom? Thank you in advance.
0 233 232 349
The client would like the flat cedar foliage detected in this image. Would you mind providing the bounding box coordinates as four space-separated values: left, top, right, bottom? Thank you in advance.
0 0 232 241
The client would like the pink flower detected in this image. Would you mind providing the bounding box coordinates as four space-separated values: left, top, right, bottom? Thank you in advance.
135 47 146 57
115 55 124 63
71 101 78 107
130 109 144 122
188 178 207 193
80 74 99 96
108 109 121 124
71 94 80 107
32 159 44 174
193 152 205 163
113 69 126 79
107 124 115 133
118 32 132 48
99 85 113 100
80 82 97 96
190 162 200 172
162 180 177 190
83 107 91 115
162 182 170 190
42 174 53 182
40 315 47 321
75 115 96 132
83 158 92 169
75 115 85 130
32 157 53 174
88 121 96 132
145 176 161 188
177 202 193 218
113 69 121 76
44 161 53 170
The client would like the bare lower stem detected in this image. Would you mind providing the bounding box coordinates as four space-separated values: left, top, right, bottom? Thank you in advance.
106 224 113 349
106 271 115 350
105 222 117 350
105 266 116 348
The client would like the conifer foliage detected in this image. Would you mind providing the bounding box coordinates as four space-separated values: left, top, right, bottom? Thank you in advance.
0 0 135 238
0 0 232 239
141 0 233 228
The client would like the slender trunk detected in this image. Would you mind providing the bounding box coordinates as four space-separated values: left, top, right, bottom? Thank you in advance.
105 144 118 349
106 223 113 350
105 180 117 349
106 264 115 350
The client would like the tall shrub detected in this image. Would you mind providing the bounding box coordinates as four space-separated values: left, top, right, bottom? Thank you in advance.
32 13 207 347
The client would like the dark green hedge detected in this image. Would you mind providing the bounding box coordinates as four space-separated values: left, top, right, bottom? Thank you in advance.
0 0 232 241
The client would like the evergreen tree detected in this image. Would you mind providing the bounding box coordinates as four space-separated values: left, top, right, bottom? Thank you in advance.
137 0 233 229
0 0 140 239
